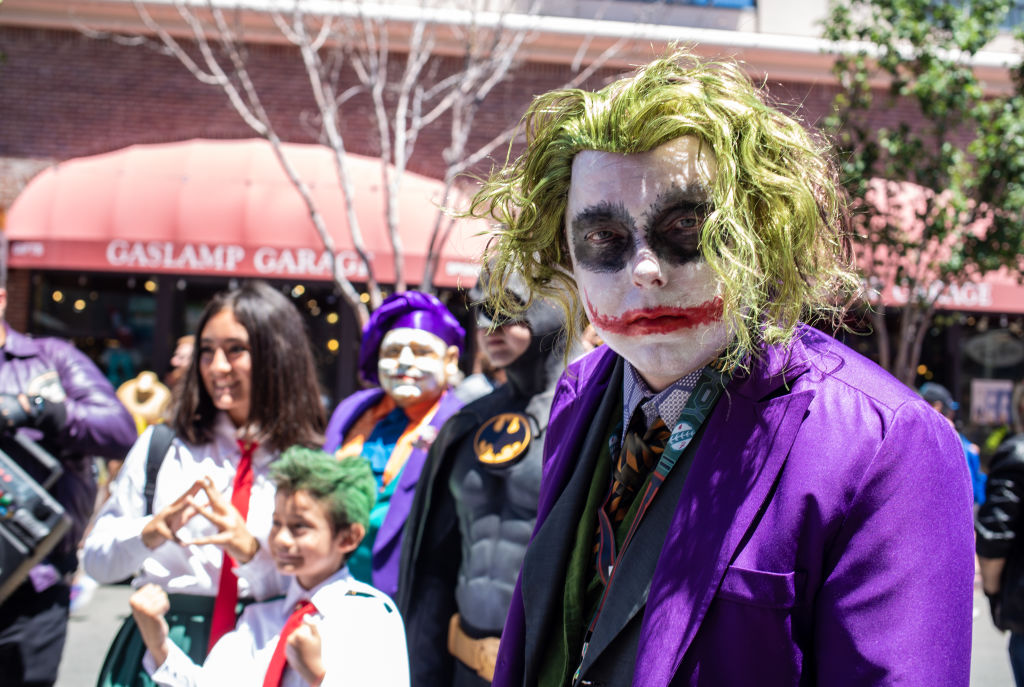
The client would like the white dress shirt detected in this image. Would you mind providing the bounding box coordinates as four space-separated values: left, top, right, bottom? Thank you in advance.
146 567 410 687
82 414 285 599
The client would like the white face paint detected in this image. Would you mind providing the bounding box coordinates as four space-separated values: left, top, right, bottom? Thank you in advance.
565 136 732 391
377 328 453 406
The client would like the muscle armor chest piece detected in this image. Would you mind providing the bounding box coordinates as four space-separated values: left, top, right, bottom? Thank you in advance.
448 388 545 634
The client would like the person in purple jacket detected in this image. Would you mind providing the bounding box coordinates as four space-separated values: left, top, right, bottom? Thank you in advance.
467 49 975 686
0 234 137 687
324 290 464 598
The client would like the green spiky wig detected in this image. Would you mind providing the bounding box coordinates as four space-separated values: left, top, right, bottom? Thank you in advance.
469 48 861 372
271 446 376 534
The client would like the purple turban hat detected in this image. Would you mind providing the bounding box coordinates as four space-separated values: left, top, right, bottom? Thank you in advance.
358 290 465 385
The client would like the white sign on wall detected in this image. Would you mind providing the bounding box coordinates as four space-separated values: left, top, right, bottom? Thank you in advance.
970 378 1014 426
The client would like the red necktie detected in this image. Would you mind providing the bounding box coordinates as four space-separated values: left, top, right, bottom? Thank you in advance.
262 600 317 687
208 439 257 651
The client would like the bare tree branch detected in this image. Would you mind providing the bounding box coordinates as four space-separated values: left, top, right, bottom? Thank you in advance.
99 0 638 320
288 7 381 312
131 0 371 324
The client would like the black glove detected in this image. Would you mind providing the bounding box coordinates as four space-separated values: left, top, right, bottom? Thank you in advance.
0 393 66 435
27 395 67 435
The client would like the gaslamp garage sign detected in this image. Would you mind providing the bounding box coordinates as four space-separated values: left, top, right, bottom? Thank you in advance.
10 239 372 281
106 240 370 279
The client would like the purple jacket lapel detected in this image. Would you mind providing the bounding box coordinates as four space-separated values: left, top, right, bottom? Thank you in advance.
323 388 383 453
493 347 620 687
633 339 813 684
372 389 465 592
520 356 623 683
537 348 621 519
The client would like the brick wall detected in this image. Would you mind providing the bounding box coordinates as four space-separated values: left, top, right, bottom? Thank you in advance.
5 269 31 332
1 23 974 230
0 25 885 195
0 25 587 183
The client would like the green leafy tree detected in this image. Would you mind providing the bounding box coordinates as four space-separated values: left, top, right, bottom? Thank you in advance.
824 0 1024 385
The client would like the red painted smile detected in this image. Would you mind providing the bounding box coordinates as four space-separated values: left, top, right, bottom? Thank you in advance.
586 296 723 335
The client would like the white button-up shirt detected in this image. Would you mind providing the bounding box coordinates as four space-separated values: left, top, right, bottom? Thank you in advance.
146 567 410 687
83 414 284 600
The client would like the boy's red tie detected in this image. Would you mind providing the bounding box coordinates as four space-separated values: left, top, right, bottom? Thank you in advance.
262 600 318 687
207 439 257 651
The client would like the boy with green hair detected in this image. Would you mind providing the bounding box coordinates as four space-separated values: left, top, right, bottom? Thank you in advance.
129 446 409 687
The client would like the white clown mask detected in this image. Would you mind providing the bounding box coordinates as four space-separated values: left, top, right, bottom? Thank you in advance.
377 327 459 406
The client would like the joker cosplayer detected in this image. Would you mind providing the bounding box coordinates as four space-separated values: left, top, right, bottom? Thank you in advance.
469 51 974 686
324 291 464 598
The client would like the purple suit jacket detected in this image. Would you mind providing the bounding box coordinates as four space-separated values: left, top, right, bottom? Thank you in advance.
324 387 464 597
495 326 974 686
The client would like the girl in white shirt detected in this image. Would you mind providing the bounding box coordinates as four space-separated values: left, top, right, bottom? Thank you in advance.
129 446 409 687
84 281 327 687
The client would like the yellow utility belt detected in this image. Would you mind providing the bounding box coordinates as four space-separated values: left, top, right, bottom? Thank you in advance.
447 613 500 682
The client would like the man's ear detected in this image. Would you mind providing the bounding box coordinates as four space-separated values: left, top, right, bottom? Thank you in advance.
0 288 7 322
336 523 366 555
444 345 460 380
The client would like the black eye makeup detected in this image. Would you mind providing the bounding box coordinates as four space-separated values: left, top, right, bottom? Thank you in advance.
570 187 712 272
644 192 711 267
569 201 636 273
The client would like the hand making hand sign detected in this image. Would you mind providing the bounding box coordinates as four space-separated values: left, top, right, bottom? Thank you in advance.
140 480 203 550
185 475 261 564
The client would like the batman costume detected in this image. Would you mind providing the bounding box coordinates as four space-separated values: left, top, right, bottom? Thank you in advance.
397 288 574 687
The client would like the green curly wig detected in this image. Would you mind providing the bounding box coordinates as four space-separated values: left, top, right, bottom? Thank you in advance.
270 445 376 534
469 47 861 371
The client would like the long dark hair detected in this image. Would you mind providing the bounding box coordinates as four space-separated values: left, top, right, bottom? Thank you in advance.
171 281 326 450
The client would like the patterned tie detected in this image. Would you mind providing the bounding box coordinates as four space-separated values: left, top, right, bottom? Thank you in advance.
262 599 317 687
208 439 257 651
605 413 670 523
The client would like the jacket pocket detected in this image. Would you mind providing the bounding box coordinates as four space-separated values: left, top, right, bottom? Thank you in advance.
716 565 797 609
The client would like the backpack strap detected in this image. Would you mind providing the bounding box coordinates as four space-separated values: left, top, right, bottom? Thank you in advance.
144 424 176 516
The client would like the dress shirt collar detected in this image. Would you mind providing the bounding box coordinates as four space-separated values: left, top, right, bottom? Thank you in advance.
621 362 703 436
213 411 275 467
283 565 353 616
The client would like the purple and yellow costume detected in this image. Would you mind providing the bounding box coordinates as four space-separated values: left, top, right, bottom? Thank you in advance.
324 292 465 598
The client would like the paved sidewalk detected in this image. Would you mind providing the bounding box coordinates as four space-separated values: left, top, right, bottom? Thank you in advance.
57 582 132 687
974 583 1016 687
57 580 1016 686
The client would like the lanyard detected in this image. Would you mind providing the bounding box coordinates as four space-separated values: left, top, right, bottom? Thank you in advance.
575 361 730 683
593 362 729 586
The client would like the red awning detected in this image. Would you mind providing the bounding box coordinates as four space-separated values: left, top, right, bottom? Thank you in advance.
859 178 1024 315
4 138 487 289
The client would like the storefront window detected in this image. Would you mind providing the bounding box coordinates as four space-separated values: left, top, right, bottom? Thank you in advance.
25 272 474 411
31 272 161 388
27 273 352 406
